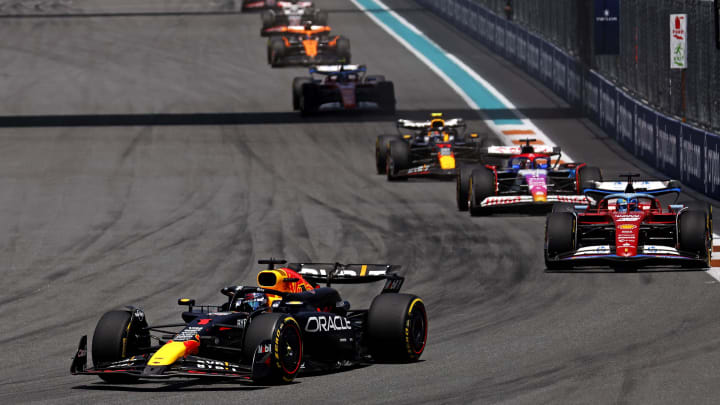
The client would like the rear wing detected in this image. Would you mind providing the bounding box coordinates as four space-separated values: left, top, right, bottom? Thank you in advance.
284 25 331 35
397 118 465 130
484 145 560 157
289 262 404 293
310 64 366 75
583 179 682 202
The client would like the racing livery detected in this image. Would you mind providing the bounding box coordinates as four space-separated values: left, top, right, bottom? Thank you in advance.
545 175 713 270
293 65 395 115
261 2 328 36
267 24 350 67
460 140 602 215
71 259 427 385
376 113 497 181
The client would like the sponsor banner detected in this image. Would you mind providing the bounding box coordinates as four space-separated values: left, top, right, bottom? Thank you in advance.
505 22 518 63
616 89 635 151
495 16 506 56
594 0 620 54
716 0 720 50
598 75 617 139
680 123 705 191
552 46 568 102
566 57 582 108
634 101 656 165
584 71 602 125
540 41 555 90
515 23 528 70
656 113 681 179
706 133 720 198
526 32 542 79
670 14 688 69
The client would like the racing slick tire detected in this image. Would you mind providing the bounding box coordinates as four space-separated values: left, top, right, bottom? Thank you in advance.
376 135 402 174
367 294 427 362
261 10 275 28
678 209 711 267
314 10 328 25
469 167 495 216
545 212 575 270
300 83 319 115
387 140 410 181
91 310 148 384
268 38 285 67
243 313 303 385
577 166 603 192
292 77 312 110
335 37 351 63
377 81 396 115
456 164 480 211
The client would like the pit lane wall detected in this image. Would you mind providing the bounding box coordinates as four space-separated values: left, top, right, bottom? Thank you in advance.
416 0 720 201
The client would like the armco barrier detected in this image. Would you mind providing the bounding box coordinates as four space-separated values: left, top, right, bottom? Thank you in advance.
415 0 720 201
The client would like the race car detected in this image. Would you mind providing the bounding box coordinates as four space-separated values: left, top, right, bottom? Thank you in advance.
267 24 350 67
461 140 602 215
292 65 395 115
70 259 427 385
241 0 310 12
545 175 713 270
261 2 328 36
376 113 498 181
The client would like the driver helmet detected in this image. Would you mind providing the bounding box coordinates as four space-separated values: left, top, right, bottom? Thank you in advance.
616 198 628 212
627 197 639 211
235 292 268 312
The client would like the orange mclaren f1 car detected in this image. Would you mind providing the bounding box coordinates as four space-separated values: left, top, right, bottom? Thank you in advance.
267 24 350 67
71 259 427 385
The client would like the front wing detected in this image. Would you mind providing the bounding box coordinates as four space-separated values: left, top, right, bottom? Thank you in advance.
550 245 708 268
480 195 589 208
395 164 456 179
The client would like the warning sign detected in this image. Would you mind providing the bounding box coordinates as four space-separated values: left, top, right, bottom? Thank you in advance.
670 14 687 69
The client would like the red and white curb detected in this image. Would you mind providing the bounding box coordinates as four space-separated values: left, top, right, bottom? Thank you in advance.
706 234 720 281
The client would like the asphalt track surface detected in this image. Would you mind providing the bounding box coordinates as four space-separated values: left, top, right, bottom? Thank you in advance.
1 1 720 404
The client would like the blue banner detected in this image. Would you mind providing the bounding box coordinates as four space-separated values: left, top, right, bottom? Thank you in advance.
594 0 620 55
634 102 656 165
655 113 681 179
706 133 720 198
680 124 706 191
515 24 528 70
599 76 617 139
616 90 635 151
526 32 541 79
585 71 601 124
566 58 582 108
552 46 568 101
540 42 554 90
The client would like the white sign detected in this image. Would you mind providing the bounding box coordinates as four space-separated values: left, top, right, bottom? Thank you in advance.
670 14 687 69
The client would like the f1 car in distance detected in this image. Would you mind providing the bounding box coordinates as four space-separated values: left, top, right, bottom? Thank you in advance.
267 24 350 67
545 175 713 270
292 65 395 115
70 259 427 385
242 0 309 12
376 113 499 181
261 2 328 36
462 139 602 215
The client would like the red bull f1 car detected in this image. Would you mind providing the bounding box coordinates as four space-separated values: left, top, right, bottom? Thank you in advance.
459 140 602 215
70 259 427 385
267 24 350 67
261 2 328 36
376 113 498 181
545 175 713 270
293 65 395 115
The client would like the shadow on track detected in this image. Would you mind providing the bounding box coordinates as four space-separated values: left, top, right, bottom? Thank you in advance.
0 108 581 128
72 380 272 392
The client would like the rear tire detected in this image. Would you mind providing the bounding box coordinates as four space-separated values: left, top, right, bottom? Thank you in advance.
92 310 147 384
469 168 495 216
552 203 575 213
314 10 328 25
577 166 602 192
367 294 427 362
376 135 401 174
545 212 575 269
387 140 410 182
456 164 479 211
335 37 351 63
678 209 710 266
243 314 303 385
377 81 396 114
300 83 318 115
261 10 275 28
292 77 312 110
269 38 285 67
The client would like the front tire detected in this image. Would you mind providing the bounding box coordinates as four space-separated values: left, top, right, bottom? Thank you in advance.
577 166 602 192
367 294 427 362
243 313 303 385
545 212 575 269
678 209 710 267
292 77 312 110
456 164 479 211
469 167 495 216
335 37 351 63
92 310 148 384
387 140 410 181
376 135 401 174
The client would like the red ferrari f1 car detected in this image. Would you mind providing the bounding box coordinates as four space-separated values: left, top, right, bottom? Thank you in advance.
545 175 713 270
